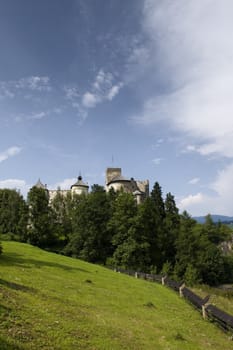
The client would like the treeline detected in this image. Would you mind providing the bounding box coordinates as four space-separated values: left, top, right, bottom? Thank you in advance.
0 184 233 286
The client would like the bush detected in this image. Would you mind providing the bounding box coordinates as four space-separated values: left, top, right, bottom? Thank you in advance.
184 264 201 286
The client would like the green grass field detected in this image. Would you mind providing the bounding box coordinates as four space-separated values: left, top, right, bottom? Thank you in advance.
1 241 233 350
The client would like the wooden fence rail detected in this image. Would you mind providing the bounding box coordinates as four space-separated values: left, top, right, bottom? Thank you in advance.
114 267 233 335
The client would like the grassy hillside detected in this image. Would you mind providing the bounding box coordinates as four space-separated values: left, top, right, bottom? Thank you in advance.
0 242 233 350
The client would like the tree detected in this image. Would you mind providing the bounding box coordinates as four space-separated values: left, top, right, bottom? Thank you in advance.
174 211 199 280
174 211 226 286
50 190 73 251
91 184 105 193
150 182 165 221
65 191 112 263
163 192 180 266
202 214 231 245
108 192 138 268
27 186 53 248
150 182 166 271
0 189 28 241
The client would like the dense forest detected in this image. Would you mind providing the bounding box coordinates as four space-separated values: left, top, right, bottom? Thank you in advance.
0 183 233 286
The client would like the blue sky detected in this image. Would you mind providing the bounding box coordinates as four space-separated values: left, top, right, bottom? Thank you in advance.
1 0 233 216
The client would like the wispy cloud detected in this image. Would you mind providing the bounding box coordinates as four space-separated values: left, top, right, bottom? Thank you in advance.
188 177 200 185
64 69 123 122
0 83 15 99
15 76 51 91
0 76 51 100
152 139 164 150
28 112 47 120
179 192 204 212
81 69 123 109
0 146 22 163
131 1 233 159
82 92 100 108
64 86 80 100
152 157 162 165
0 179 30 196
50 177 76 190
14 107 63 123
178 162 233 215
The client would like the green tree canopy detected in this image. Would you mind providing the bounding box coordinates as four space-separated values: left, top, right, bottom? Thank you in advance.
27 186 53 248
0 188 28 240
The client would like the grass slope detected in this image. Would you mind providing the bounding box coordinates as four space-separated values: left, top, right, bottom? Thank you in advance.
0 242 233 350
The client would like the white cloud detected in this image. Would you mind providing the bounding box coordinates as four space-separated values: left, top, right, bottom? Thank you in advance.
188 177 200 185
0 179 30 196
107 83 123 101
0 146 22 163
0 76 51 100
179 192 204 211
50 178 76 190
15 76 51 91
178 162 233 215
82 92 100 108
0 83 15 99
64 70 123 120
152 139 164 150
28 112 47 120
132 1 233 158
182 145 197 153
64 86 80 100
82 69 123 109
152 158 162 165
211 163 233 201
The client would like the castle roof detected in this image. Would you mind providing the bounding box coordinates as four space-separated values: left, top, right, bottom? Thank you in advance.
107 175 131 185
71 176 89 189
133 190 143 196
35 178 47 190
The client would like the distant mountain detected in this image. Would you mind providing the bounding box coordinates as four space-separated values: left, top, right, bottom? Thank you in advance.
193 215 233 224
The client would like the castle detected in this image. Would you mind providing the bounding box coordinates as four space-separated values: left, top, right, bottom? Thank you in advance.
105 168 149 204
34 168 149 204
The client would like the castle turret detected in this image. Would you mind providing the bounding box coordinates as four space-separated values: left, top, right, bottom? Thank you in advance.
71 175 89 195
35 178 47 190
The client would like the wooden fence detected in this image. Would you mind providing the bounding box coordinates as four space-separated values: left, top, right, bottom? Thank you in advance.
114 267 233 335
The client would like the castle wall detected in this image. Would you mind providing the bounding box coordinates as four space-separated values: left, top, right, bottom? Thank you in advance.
48 190 69 203
71 187 88 195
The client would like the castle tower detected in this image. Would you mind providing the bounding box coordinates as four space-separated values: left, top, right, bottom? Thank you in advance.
34 178 47 190
105 168 122 185
71 175 89 195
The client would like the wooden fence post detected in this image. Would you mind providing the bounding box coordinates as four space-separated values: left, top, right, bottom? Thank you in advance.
202 304 207 319
179 283 185 297
135 272 138 279
202 300 210 320
201 295 211 319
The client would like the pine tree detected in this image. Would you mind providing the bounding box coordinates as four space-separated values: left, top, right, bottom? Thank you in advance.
27 186 53 248
150 182 166 271
163 192 180 266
